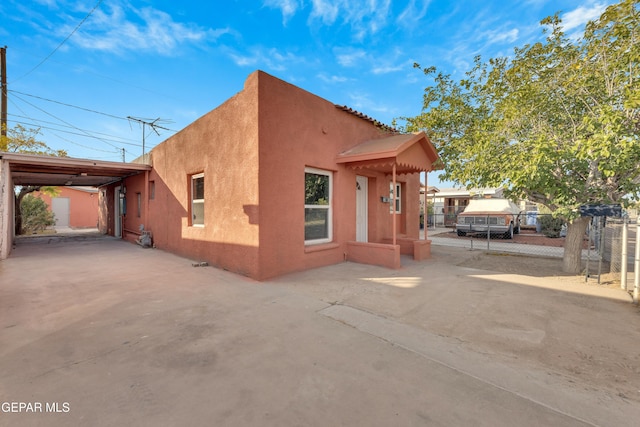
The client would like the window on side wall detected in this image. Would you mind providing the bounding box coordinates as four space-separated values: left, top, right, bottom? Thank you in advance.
304 167 332 244
390 182 402 213
191 173 205 227
149 181 155 200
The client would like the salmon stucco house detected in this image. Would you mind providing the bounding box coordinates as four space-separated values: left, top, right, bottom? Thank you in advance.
99 71 440 280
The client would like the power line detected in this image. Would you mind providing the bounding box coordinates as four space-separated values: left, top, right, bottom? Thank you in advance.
12 0 104 83
9 90 128 122
46 129 121 154
6 118 142 147
8 112 140 144
11 91 122 150
7 46 188 105
127 116 173 158
7 96 144 154
8 89 180 133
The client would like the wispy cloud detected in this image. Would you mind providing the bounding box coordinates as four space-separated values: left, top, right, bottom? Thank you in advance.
372 63 408 75
397 0 431 28
335 48 368 67
316 73 349 83
228 46 305 72
65 3 231 55
309 0 340 25
347 91 396 116
305 0 392 39
561 2 608 33
263 0 302 25
481 28 520 45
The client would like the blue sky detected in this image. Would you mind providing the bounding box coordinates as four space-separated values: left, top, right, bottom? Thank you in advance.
1 0 613 186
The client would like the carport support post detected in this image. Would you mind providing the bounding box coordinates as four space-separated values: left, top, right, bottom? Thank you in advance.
621 216 628 291
487 216 490 251
422 171 427 240
392 163 397 246
634 222 640 304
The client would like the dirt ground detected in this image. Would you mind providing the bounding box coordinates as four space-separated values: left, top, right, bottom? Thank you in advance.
2 235 640 425
273 243 640 408
439 248 640 401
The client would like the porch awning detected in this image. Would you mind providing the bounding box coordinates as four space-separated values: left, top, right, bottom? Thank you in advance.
335 131 440 174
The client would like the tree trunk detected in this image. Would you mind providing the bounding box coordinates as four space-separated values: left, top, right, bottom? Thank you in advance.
14 194 23 236
14 186 41 235
562 216 590 274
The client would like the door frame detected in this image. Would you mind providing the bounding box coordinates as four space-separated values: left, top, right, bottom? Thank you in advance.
356 175 368 242
114 186 122 238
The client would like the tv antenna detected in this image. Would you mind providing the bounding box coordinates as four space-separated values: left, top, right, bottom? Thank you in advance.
127 116 172 160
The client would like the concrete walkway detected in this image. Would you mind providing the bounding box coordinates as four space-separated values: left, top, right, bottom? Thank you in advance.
1 235 638 426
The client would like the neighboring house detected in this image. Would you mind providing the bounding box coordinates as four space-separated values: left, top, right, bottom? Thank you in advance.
36 186 99 228
98 70 440 280
419 184 440 227
426 187 536 227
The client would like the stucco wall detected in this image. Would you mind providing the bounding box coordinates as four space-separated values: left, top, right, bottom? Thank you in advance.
255 71 421 279
98 71 424 280
0 160 14 260
38 187 99 228
139 72 261 278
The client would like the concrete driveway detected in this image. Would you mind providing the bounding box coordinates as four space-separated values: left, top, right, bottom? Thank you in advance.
1 235 638 426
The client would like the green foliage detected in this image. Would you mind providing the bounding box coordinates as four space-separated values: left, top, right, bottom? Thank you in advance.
538 215 565 238
402 0 640 218
1 124 67 156
3 124 66 234
305 172 329 205
20 195 55 234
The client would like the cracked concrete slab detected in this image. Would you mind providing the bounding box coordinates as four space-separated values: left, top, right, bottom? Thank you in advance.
1 235 638 426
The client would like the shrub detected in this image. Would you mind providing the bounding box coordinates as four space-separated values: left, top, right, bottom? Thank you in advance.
21 195 55 233
539 214 564 238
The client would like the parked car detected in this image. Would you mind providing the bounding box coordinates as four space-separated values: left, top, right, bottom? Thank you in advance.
455 199 523 239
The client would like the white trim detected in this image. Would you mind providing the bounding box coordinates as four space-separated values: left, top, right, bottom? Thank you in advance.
390 182 402 214
304 167 333 245
191 173 205 227
356 175 368 242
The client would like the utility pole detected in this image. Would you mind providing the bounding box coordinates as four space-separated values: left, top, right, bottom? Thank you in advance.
127 116 171 161
1 46 7 139
121 148 125 163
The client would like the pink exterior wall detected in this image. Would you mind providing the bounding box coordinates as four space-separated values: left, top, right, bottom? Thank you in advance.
115 74 261 278
38 187 99 228
101 71 426 280
255 72 421 279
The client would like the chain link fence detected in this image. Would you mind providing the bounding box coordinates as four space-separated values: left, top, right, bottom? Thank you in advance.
428 213 638 279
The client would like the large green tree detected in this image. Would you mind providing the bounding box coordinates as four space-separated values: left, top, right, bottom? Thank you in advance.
402 0 640 273
1 124 66 234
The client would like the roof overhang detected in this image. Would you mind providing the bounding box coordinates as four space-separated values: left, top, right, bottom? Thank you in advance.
336 131 441 175
0 152 151 187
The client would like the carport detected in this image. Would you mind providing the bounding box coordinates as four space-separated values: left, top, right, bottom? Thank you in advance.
0 151 151 259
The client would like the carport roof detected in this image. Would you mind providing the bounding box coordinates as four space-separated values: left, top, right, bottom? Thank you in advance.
0 152 151 187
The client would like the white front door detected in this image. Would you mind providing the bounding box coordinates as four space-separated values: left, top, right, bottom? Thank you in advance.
356 176 368 242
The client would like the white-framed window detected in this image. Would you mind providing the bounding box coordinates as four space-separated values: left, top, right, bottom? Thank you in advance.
304 167 332 244
191 173 205 227
390 182 402 213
